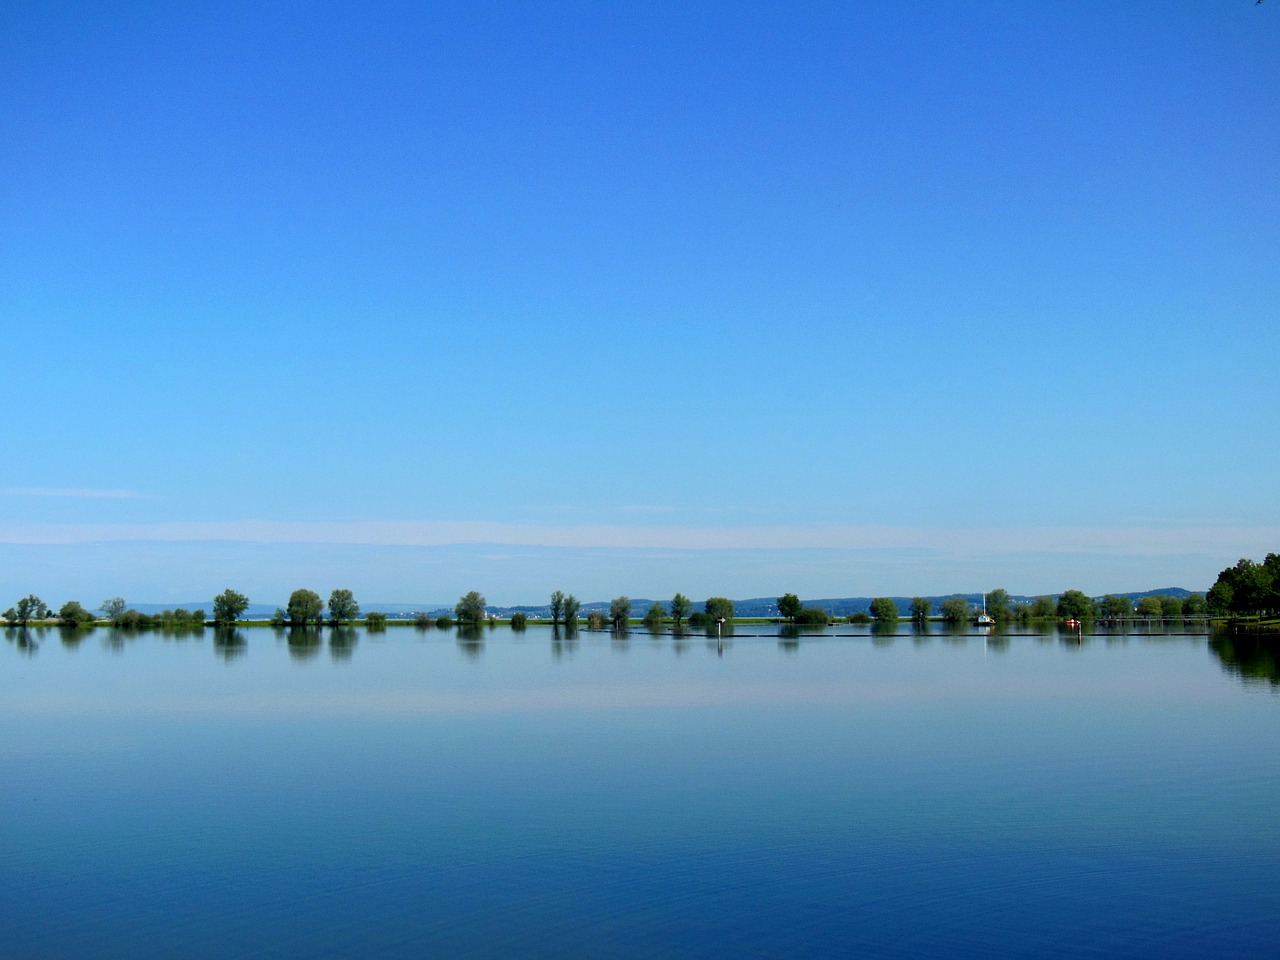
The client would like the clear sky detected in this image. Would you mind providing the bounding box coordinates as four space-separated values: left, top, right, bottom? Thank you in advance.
2 1 1277 608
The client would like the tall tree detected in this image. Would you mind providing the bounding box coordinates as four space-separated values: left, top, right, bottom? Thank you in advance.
58 600 94 625
287 588 324 625
869 597 899 622
704 597 734 621
1206 581 1233 615
1136 596 1164 618
455 590 487 625
328 588 359 623
563 594 581 627
1056 590 1095 620
549 590 565 625
939 596 970 623
643 601 664 629
212 589 249 626
777 593 802 621
1101 594 1133 618
909 597 931 623
15 595 48 625
610 596 632 629
1029 596 1057 618
100 596 126 624
984 588 1012 622
670 593 691 628
1208 555 1279 615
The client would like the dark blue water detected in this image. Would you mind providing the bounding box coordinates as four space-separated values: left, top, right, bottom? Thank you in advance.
2 624 1277 958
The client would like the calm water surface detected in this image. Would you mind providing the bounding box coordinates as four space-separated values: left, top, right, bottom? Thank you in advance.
2 623 1277 959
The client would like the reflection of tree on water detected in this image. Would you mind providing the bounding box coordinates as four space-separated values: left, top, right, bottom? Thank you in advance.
550 624 579 660
213 628 247 662
871 622 897 646
1211 632 1280 686
6 625 38 656
287 626 323 661
102 628 131 654
456 624 484 660
329 626 358 662
58 624 89 648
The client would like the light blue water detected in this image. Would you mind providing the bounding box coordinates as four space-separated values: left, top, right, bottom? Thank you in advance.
1 624 1277 958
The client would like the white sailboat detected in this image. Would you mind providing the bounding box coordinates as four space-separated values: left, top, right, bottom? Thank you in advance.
975 593 995 628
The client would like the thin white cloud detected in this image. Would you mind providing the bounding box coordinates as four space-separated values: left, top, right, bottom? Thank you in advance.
0 518 1275 558
0 487 147 499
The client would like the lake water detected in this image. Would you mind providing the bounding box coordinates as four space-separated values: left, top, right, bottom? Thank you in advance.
2 622 1277 959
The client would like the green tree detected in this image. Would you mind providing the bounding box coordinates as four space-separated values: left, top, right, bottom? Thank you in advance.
909 597 931 623
269 608 288 627
328 588 359 623
365 611 387 631
549 590 565 625
643 602 664 629
212 589 249 626
1184 593 1207 616
118 609 153 630
191 609 207 626
1101 594 1133 618
1208 556 1279 616
414 613 433 629
510 612 528 630
610 596 632 628
14 595 48 625
1206 580 1233 615
704 597 735 622
869 597 899 622
939 596 970 623
1056 589 1095 620
100 597 126 624
984 588 1012 622
287 588 324 625
1160 595 1184 617
777 593 802 621
586 610 606 630
563 594 581 627
1136 596 1164 618
58 600 94 625
1029 595 1057 619
795 606 830 625
455 590 487 625
670 593 691 628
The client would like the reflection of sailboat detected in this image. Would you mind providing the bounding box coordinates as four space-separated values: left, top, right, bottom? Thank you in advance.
975 593 995 629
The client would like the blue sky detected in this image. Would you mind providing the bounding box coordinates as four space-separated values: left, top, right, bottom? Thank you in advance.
2 1 1277 607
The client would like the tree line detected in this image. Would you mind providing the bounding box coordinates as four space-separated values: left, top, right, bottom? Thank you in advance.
779 589 1208 625
1 595 209 630
1206 554 1280 618
4 579 1230 634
